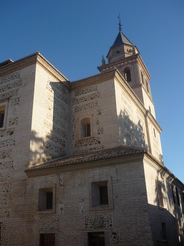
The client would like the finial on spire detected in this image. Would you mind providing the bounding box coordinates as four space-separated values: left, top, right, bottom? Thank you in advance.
118 14 122 32
102 55 106 65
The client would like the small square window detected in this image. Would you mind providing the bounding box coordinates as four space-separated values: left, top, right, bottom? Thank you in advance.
88 232 105 246
38 188 53 211
92 181 108 207
40 233 55 246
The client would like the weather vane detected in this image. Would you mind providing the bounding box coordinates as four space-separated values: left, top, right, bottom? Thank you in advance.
118 14 122 32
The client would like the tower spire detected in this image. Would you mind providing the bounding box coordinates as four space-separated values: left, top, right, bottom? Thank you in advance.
118 14 122 32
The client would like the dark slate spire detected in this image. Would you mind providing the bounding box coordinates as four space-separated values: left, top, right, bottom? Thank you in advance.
111 16 133 47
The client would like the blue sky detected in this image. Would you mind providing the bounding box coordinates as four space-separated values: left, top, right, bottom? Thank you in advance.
1 0 184 183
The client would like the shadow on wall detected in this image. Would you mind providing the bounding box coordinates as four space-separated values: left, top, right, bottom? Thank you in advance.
152 171 184 245
29 130 46 166
148 203 181 246
29 81 68 166
118 110 148 149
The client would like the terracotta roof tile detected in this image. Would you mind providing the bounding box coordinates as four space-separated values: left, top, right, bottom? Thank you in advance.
25 146 145 172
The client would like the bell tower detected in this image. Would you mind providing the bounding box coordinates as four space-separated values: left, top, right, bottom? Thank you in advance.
98 18 156 118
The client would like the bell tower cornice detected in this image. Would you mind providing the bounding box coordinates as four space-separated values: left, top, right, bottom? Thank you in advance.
98 53 151 81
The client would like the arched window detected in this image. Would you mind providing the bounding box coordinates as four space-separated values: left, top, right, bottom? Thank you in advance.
124 67 131 82
81 118 91 138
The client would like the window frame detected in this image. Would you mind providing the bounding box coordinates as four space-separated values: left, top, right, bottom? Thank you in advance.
91 181 109 207
0 101 8 130
81 118 91 138
38 187 55 213
89 177 113 211
124 67 131 82
88 232 105 246
40 233 55 246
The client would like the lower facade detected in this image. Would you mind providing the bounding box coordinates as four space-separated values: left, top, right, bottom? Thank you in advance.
0 151 183 246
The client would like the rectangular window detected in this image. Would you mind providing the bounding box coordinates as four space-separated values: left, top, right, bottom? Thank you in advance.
40 233 55 246
92 181 108 207
88 232 105 246
153 128 156 137
171 185 176 204
0 105 6 129
124 69 131 82
176 187 180 206
141 72 144 84
146 81 149 93
162 223 167 240
99 186 108 205
81 118 91 138
85 123 91 137
46 192 53 209
38 188 53 211
157 183 164 207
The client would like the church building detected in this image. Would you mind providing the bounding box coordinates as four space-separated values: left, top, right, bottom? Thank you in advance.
0 22 183 246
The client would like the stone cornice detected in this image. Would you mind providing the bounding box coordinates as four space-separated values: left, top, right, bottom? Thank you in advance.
36 53 69 86
25 145 184 190
97 54 139 73
0 52 70 88
70 70 116 90
0 52 38 77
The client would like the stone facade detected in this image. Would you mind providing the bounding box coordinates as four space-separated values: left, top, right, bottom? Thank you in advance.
0 28 183 246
